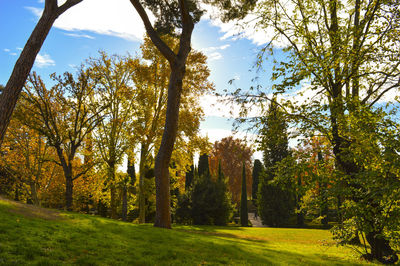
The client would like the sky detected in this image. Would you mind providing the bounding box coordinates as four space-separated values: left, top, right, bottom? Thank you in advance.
0 0 283 161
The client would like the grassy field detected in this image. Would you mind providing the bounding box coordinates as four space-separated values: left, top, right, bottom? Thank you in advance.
0 197 376 265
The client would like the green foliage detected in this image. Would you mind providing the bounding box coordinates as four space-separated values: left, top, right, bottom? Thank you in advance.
197 153 210 178
258 171 295 227
240 162 248 226
257 100 296 227
185 164 194 190
175 162 233 226
251 159 263 202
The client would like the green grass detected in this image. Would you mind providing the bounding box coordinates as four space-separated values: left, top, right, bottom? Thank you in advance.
0 198 376 265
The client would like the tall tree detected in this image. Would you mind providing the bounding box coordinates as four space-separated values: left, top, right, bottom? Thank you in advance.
257 99 294 227
0 0 83 146
230 0 399 261
251 159 263 202
240 162 248 226
130 36 212 223
209 136 253 203
21 71 103 210
128 0 204 228
198 153 210 178
88 52 136 219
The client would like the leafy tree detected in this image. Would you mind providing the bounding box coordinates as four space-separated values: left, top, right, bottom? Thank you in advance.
128 0 201 228
235 0 400 261
0 115 59 206
130 36 212 223
0 0 83 146
21 71 103 210
87 52 136 219
251 159 263 202
209 136 253 203
240 162 248 226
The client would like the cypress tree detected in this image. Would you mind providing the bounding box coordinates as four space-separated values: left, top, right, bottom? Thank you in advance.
240 162 248 226
258 98 295 227
251 159 263 202
185 164 195 190
198 153 210 178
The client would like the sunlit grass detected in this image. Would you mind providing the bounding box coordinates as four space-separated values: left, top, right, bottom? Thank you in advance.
0 199 376 265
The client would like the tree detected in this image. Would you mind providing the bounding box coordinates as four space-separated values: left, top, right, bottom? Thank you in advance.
185 163 194 190
198 153 210 178
87 52 136 219
232 0 400 261
21 71 103 210
176 158 232 225
251 159 263 202
0 0 83 147
240 162 248 226
128 35 212 223
257 99 295 227
0 115 59 206
209 136 253 203
128 0 217 228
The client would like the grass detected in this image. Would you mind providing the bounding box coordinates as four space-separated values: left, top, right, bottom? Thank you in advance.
0 197 377 265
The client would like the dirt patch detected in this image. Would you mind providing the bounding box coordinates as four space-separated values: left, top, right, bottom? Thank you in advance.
0 195 64 221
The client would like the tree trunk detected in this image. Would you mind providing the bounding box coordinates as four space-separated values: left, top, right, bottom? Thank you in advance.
65 172 73 211
121 183 128 221
30 182 40 206
138 143 147 223
154 63 186 229
0 10 57 146
110 185 117 219
366 232 398 263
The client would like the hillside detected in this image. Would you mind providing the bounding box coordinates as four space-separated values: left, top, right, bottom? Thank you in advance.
0 197 374 265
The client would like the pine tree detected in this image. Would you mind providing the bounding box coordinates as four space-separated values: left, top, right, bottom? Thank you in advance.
240 162 248 226
198 153 210 178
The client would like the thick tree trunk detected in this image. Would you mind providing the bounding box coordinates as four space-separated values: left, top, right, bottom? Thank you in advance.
121 183 128 221
0 10 59 147
30 182 40 206
110 186 117 219
154 64 186 229
366 232 398 263
0 0 82 147
138 143 147 223
65 172 73 211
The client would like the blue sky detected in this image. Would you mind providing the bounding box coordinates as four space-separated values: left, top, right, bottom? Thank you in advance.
0 0 282 160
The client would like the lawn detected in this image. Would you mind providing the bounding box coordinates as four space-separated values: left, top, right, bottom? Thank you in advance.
0 197 376 265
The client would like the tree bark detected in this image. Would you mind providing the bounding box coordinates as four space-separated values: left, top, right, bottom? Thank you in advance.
154 64 186 228
0 0 82 147
65 171 73 211
129 0 194 229
138 143 147 223
121 183 128 221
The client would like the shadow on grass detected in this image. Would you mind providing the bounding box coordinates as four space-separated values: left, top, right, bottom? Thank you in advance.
0 201 371 265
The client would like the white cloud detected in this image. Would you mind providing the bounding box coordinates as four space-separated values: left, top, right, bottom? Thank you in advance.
201 44 230 53
35 53 56 68
16 47 23 51
200 44 230 61
27 0 151 42
10 53 17 56
207 52 222 61
3 48 10 52
64 32 95 39
201 3 289 47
